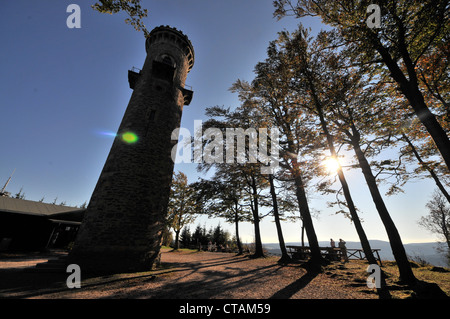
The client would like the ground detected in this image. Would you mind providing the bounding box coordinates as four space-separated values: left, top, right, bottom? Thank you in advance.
0 248 448 299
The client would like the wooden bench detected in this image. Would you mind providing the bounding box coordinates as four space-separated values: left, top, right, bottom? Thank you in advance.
347 248 383 266
286 245 382 266
286 245 311 260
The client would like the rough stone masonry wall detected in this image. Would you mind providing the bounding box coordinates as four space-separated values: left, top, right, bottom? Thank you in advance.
68 27 193 273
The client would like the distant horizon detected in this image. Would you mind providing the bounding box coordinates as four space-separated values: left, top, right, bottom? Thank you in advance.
262 240 448 267
2 195 438 245
261 239 442 245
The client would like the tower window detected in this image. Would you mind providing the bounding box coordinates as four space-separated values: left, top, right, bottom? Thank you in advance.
151 54 176 83
152 60 175 83
162 56 173 66
149 110 156 122
160 54 176 68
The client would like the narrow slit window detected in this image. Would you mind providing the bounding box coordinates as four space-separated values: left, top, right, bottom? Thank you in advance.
149 110 156 122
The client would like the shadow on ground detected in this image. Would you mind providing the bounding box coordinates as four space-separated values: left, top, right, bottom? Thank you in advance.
0 252 310 299
2 250 446 299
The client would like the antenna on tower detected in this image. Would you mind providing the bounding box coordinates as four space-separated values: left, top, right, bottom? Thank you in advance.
1 168 16 196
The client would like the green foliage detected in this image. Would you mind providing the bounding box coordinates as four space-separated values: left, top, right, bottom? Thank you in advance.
419 190 450 261
92 0 149 36
161 226 173 247
167 171 198 248
14 187 25 200
79 201 88 209
273 0 450 171
191 224 209 246
180 226 192 248
270 1 449 282
179 223 235 249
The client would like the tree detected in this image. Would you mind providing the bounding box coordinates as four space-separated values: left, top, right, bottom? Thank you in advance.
161 225 173 247
230 78 327 265
274 0 450 173
245 165 269 258
167 171 197 250
376 65 449 201
419 190 450 265
79 201 88 209
245 33 349 266
180 226 192 248
192 175 250 255
92 0 149 36
302 41 419 284
14 187 25 200
197 104 271 258
257 21 416 283
328 64 418 284
268 174 292 263
191 224 209 246
272 26 377 266
399 128 450 204
212 224 230 247
239 43 319 262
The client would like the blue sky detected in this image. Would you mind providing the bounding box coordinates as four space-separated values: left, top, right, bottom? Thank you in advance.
0 1 440 244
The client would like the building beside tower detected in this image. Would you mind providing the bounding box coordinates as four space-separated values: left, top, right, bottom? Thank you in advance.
68 26 194 272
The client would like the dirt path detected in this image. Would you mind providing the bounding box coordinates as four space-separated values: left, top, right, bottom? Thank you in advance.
0 248 377 299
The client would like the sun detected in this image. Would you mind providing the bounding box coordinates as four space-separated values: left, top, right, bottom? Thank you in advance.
323 157 341 174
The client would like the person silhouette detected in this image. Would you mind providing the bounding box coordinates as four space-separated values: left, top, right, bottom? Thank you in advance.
338 239 348 262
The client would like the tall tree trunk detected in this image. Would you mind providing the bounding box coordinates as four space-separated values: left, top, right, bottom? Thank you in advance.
234 200 243 255
351 132 417 284
370 33 450 170
335 166 377 263
313 98 377 265
307 67 390 296
269 174 291 262
292 168 324 265
285 131 324 265
250 175 265 258
404 85 450 171
301 222 305 246
442 211 450 253
174 229 180 250
402 133 450 204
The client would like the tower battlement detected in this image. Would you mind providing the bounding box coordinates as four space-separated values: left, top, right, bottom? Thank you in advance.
146 25 194 72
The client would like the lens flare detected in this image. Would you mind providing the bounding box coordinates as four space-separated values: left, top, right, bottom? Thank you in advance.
97 131 117 138
121 132 138 144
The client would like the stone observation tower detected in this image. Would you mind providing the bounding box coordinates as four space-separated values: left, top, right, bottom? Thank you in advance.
69 26 194 272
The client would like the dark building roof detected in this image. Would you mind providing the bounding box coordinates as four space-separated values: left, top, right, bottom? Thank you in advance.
0 196 85 222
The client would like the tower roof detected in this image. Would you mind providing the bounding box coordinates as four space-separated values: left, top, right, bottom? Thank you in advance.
146 25 195 72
